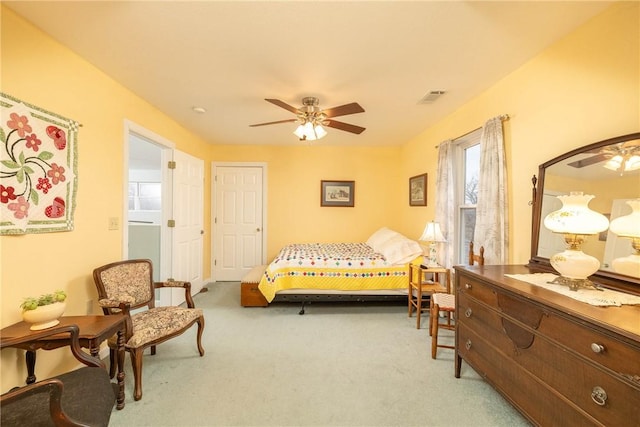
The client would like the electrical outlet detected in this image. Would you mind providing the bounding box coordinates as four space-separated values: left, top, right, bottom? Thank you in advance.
108 217 119 230
86 299 93 314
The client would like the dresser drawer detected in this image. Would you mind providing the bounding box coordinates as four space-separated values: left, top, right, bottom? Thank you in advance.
456 275 498 306
458 293 505 335
459 291 640 426
506 323 640 426
458 323 596 426
537 311 640 380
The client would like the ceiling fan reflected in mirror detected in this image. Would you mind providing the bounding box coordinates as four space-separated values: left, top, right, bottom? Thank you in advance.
249 97 365 141
567 140 640 173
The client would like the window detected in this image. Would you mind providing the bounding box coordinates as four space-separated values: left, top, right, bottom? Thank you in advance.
128 182 161 211
454 129 482 263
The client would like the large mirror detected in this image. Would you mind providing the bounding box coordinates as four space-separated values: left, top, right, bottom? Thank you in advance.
528 132 640 294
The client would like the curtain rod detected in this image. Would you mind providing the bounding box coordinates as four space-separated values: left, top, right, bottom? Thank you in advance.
434 114 509 149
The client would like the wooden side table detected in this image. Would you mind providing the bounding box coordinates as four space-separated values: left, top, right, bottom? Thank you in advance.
408 263 451 329
0 315 126 409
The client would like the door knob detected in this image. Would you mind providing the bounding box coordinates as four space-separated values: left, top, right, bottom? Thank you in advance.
256 228 261 232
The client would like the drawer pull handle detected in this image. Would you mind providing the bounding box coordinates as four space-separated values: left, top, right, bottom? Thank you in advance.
590 343 605 353
591 386 607 406
465 339 472 350
465 283 472 290
465 308 473 318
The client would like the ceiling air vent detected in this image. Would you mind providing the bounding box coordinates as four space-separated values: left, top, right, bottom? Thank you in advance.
419 90 446 104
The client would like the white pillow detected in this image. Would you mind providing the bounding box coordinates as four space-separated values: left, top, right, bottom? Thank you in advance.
379 235 423 265
366 227 401 252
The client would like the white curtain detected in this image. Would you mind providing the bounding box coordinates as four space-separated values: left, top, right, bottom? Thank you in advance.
435 140 455 268
473 116 508 264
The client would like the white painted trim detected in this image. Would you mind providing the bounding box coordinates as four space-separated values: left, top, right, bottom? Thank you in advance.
211 162 268 281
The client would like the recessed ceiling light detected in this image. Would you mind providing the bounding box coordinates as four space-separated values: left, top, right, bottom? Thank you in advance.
192 106 207 114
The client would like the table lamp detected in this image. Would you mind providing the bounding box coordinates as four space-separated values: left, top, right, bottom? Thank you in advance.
609 199 640 278
419 221 446 268
543 191 609 290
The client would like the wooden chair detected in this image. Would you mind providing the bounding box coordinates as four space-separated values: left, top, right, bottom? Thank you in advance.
93 259 205 401
1 324 116 427
408 264 450 329
469 241 485 266
430 242 485 359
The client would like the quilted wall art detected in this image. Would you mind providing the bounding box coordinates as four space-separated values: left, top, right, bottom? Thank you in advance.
0 93 78 234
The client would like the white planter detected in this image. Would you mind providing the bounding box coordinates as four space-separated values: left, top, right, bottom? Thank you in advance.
22 302 66 330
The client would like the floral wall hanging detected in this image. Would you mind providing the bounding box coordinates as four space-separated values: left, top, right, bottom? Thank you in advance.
0 93 78 234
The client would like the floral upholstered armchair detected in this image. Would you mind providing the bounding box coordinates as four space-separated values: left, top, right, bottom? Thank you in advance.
92 259 205 401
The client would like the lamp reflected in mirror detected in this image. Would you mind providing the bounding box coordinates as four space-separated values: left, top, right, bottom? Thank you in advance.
609 199 640 278
543 192 609 290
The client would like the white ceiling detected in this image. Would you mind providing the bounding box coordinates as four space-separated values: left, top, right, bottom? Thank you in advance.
6 1 613 147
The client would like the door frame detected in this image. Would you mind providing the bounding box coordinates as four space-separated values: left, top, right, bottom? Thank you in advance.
123 120 174 285
211 162 268 282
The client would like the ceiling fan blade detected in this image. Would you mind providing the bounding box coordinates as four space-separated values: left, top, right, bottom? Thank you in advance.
324 119 366 134
249 118 297 127
567 153 608 168
322 102 365 118
265 98 300 114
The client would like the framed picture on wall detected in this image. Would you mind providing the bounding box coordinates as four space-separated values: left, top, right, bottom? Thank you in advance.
409 173 427 206
321 180 355 207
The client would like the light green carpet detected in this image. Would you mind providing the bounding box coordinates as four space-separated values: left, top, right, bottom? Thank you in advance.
108 282 530 427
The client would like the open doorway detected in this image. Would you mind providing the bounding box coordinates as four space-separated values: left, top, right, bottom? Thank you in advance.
124 121 174 306
127 134 163 281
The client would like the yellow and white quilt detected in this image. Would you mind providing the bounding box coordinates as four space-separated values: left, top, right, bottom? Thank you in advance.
258 242 419 302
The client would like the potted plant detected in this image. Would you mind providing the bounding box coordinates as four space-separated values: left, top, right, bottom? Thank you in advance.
20 290 67 330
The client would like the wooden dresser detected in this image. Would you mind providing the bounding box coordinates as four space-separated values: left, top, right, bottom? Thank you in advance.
454 265 640 426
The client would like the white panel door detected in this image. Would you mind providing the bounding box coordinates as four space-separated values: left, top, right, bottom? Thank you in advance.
171 150 204 304
214 166 263 281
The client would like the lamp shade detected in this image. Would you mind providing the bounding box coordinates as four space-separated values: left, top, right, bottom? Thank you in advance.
314 124 327 139
293 122 327 141
543 192 609 235
609 199 640 238
610 199 640 278
604 154 640 173
419 221 446 242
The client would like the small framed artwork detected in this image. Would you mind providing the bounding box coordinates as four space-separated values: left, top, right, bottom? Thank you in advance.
409 173 427 206
321 180 355 207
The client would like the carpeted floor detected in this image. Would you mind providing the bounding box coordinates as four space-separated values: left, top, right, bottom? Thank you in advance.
108 282 530 427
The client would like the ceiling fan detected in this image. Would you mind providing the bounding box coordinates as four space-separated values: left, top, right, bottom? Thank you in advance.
567 140 640 172
249 97 365 141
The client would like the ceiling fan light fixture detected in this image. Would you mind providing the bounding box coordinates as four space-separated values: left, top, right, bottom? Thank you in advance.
252 97 364 141
294 124 306 139
314 124 327 139
604 153 640 173
293 121 327 141
604 155 623 171
625 155 640 171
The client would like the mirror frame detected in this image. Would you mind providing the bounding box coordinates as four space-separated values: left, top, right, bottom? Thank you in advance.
528 132 640 295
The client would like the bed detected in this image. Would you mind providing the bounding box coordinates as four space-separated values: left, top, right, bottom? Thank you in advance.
257 228 424 308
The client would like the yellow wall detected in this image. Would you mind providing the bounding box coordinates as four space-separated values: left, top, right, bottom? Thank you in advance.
1 7 213 388
1 2 638 392
211 144 403 260
398 2 639 264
